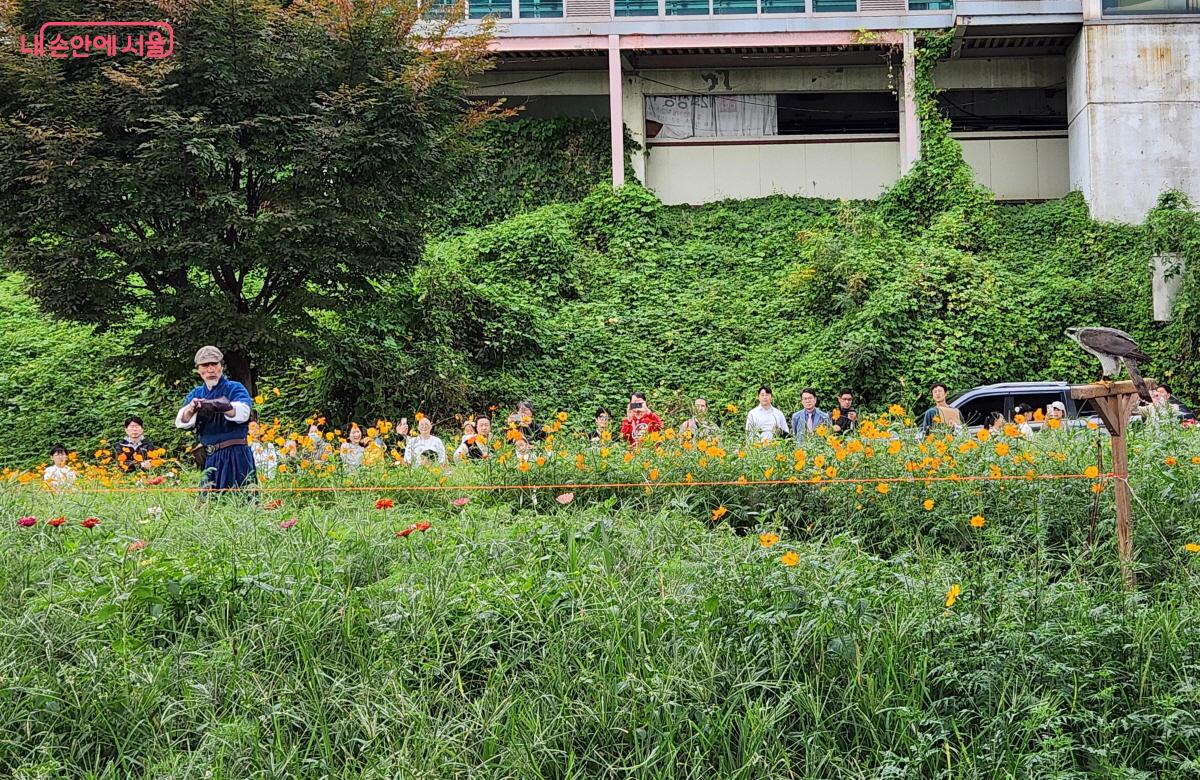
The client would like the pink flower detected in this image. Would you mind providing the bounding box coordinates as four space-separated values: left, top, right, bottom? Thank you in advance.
17 516 36 528
452 497 470 507
279 518 298 530
148 476 165 486
127 539 146 553
555 493 575 505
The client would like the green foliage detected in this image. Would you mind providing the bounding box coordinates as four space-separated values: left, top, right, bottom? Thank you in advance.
0 274 178 466
309 183 1182 423
878 29 993 233
0 0 496 393
430 117 636 236
1150 192 1200 399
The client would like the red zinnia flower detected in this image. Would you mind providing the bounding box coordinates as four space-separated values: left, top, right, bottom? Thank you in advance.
263 499 284 511
414 522 431 532
47 516 66 527
148 476 165 486
396 526 416 538
375 498 394 510
81 517 101 529
17 516 36 528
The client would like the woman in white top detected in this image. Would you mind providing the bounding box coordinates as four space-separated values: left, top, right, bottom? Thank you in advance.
340 425 368 471
43 444 76 489
745 385 789 443
404 417 448 466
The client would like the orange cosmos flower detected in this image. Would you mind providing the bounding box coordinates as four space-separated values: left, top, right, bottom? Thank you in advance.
779 550 799 567
945 584 961 608
759 533 780 548
711 505 728 521
970 515 986 528
922 499 935 511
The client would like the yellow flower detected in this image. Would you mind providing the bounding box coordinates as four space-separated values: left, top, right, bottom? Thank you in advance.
1047 418 1061 430
1092 482 1104 493
725 403 738 413
779 550 799 567
1165 457 1178 467
1084 465 1099 479
876 482 890 494
976 428 990 442
945 584 961 608
272 387 281 396
648 468 659 481
888 404 905 416
556 411 568 422
711 505 728 521
970 515 985 529
994 443 1010 457
759 533 780 548
922 498 935 511
1185 543 1200 553
825 466 838 479
517 461 531 472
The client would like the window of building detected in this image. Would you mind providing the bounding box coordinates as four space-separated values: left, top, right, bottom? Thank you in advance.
936 88 1067 132
615 0 659 13
713 0 758 12
813 0 856 10
909 0 954 8
1103 0 1200 12
667 0 710 13
776 91 899 135
518 0 564 15
468 0 513 17
761 0 806 10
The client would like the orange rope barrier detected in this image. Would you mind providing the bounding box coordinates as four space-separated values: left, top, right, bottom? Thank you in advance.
18 471 1122 494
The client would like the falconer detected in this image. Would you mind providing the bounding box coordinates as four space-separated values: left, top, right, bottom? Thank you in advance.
175 346 256 493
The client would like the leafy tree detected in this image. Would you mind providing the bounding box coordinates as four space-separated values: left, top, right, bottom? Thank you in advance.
0 0 497 393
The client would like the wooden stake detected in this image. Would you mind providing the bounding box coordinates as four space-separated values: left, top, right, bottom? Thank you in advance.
1072 380 1153 589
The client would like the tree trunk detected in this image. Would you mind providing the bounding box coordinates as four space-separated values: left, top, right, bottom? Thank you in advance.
224 349 257 398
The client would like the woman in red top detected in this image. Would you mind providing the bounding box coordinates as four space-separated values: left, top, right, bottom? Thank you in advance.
620 392 663 445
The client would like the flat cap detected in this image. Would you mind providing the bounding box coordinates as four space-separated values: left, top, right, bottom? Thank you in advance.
194 345 224 365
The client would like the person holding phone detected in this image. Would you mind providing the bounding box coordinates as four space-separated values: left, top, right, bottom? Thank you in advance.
620 392 662 446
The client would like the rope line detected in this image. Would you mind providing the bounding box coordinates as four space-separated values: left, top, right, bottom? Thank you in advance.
15 471 1121 495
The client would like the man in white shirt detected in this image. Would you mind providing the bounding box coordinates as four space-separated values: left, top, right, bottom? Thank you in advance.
745 385 789 443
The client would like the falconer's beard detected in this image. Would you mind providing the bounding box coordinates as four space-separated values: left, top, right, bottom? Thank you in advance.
204 376 221 390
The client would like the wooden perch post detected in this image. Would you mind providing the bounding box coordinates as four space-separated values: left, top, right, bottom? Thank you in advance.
1071 379 1155 589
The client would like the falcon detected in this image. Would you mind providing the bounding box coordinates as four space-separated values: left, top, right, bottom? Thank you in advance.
1065 327 1153 402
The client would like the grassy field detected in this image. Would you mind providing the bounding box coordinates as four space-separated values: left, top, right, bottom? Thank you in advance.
2 421 1200 778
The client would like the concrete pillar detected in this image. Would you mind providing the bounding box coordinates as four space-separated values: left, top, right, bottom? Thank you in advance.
622 71 646 184
899 31 920 174
607 34 625 188
1153 253 1185 322
1068 23 1200 223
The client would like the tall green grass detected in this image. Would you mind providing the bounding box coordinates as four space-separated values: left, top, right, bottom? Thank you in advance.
1 429 1199 778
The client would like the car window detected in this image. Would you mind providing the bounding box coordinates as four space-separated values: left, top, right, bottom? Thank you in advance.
955 394 1007 427
1010 391 1065 419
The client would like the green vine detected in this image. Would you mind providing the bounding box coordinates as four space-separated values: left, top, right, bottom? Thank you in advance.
1149 191 1200 395
878 29 991 234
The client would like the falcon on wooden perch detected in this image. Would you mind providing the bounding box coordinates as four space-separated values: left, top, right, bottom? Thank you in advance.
1065 327 1153 402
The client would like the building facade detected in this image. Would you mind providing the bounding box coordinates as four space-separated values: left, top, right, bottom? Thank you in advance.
464 0 1198 221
